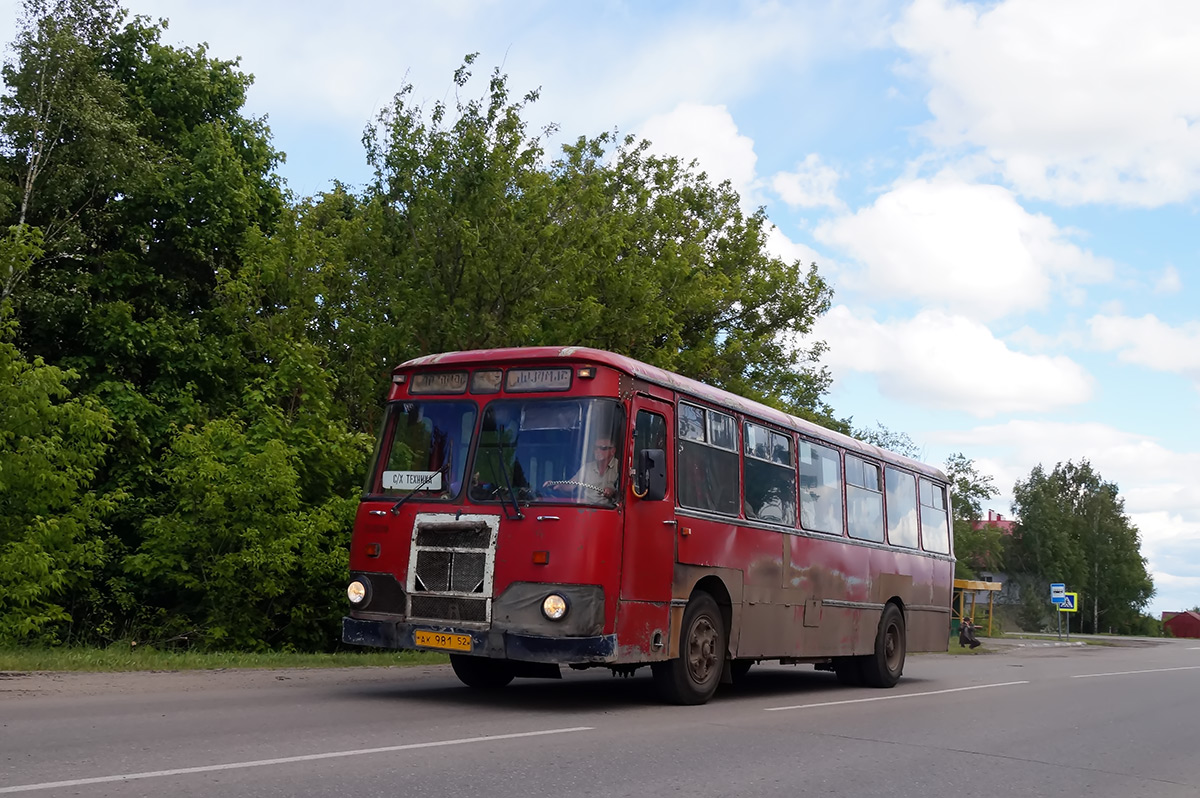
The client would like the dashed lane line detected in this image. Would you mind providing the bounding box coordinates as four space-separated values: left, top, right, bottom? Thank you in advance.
764 681 1030 712
1072 665 1200 679
0 727 595 795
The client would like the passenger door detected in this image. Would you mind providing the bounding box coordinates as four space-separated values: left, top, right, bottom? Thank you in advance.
620 396 676 603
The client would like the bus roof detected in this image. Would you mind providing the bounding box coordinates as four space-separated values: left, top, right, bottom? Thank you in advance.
398 346 949 483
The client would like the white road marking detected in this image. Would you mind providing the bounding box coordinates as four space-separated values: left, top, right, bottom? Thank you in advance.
1072 665 1200 679
0 727 594 795
764 681 1029 712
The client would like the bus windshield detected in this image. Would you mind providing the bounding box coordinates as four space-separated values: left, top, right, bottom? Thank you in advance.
367 400 477 499
469 398 626 507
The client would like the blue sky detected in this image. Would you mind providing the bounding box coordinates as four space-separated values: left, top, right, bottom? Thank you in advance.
4 0 1197 616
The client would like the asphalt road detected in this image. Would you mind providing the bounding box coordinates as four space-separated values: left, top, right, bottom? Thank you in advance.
2 637 1198 798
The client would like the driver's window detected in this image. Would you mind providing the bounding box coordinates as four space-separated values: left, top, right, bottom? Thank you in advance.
633 410 667 496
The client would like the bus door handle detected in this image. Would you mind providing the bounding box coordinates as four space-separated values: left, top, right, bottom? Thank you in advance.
537 515 561 522
663 520 678 526
368 510 388 516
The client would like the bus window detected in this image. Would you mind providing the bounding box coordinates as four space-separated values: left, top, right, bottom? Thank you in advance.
633 410 668 497
677 402 739 515
919 478 951 554
799 440 843 535
885 467 919 548
743 422 796 525
846 455 884 543
468 398 626 507
368 400 478 498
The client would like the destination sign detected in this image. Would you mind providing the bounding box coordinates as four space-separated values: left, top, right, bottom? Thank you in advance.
409 371 468 394
505 367 572 393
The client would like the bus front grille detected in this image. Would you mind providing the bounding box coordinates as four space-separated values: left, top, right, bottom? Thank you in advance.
407 514 498 625
409 595 488 623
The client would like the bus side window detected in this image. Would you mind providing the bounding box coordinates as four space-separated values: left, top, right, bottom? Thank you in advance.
799 440 843 535
919 479 951 554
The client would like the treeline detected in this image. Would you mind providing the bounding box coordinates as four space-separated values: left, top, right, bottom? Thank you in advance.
0 2 836 648
947 457 1155 635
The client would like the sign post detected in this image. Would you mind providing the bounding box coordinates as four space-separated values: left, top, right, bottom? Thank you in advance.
1058 592 1078 640
1050 583 1066 640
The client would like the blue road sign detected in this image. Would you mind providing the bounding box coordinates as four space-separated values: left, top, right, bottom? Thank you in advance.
1051 583 1066 605
1059 592 1077 611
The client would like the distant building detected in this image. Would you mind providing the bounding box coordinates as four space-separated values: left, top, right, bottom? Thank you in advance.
971 510 1016 535
1163 611 1200 639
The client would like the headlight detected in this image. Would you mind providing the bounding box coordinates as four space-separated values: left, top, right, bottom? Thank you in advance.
347 579 370 605
541 593 568 620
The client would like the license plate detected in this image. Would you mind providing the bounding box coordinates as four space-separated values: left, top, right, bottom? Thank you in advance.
414 630 472 652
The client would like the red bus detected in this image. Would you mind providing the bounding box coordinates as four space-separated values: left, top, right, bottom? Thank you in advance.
343 347 954 704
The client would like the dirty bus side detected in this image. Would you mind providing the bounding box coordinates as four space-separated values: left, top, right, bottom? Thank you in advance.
342 347 954 705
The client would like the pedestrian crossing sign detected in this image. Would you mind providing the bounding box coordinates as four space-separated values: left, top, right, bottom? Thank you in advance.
1058 592 1078 612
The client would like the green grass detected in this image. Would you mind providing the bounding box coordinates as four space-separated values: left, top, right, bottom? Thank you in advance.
0 646 448 673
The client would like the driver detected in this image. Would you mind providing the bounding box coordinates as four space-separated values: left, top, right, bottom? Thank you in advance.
544 437 620 500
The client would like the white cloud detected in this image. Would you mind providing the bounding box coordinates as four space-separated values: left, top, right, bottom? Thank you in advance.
638 104 759 202
817 306 1094 416
1155 265 1183 294
815 177 1114 320
1089 314 1200 379
772 154 845 210
764 226 823 269
894 0 1200 207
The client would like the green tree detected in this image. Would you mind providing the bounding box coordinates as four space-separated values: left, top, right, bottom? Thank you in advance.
0 248 115 641
1010 460 1153 634
331 56 837 431
854 422 920 459
943 453 1003 579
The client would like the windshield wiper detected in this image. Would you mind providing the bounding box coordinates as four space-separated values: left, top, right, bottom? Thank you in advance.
390 466 445 515
490 439 525 521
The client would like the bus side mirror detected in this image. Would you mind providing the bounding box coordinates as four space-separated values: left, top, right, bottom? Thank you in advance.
637 448 667 502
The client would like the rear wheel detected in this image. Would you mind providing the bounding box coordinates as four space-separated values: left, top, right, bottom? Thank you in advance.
449 654 515 689
860 603 906 688
652 592 726 705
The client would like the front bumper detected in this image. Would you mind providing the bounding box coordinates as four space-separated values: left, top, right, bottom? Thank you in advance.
343 616 617 664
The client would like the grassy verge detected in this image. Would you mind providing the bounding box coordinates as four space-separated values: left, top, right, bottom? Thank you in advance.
0 647 448 672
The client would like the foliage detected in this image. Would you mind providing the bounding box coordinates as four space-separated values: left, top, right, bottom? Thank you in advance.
944 453 1003 579
0 299 114 643
1009 460 1154 634
854 422 920 459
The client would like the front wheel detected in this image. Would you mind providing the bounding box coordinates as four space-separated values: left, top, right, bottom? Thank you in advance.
652 592 726 705
449 654 515 689
860 603 906 688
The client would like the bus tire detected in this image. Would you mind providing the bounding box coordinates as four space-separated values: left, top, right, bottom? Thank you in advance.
450 654 515 689
860 603 905 688
652 592 726 705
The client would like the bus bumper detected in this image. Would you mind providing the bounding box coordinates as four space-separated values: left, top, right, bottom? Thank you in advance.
342 616 618 664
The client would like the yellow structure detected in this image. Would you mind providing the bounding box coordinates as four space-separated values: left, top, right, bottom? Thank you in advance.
953 578 1002 636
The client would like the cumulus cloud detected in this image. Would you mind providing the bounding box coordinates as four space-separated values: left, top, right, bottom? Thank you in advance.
894 0 1200 207
772 154 845 210
814 177 1114 319
764 226 824 270
1154 265 1183 294
638 104 759 202
1089 314 1200 379
817 306 1094 416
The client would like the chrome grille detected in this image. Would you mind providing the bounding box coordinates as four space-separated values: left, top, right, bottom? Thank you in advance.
407 514 498 625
